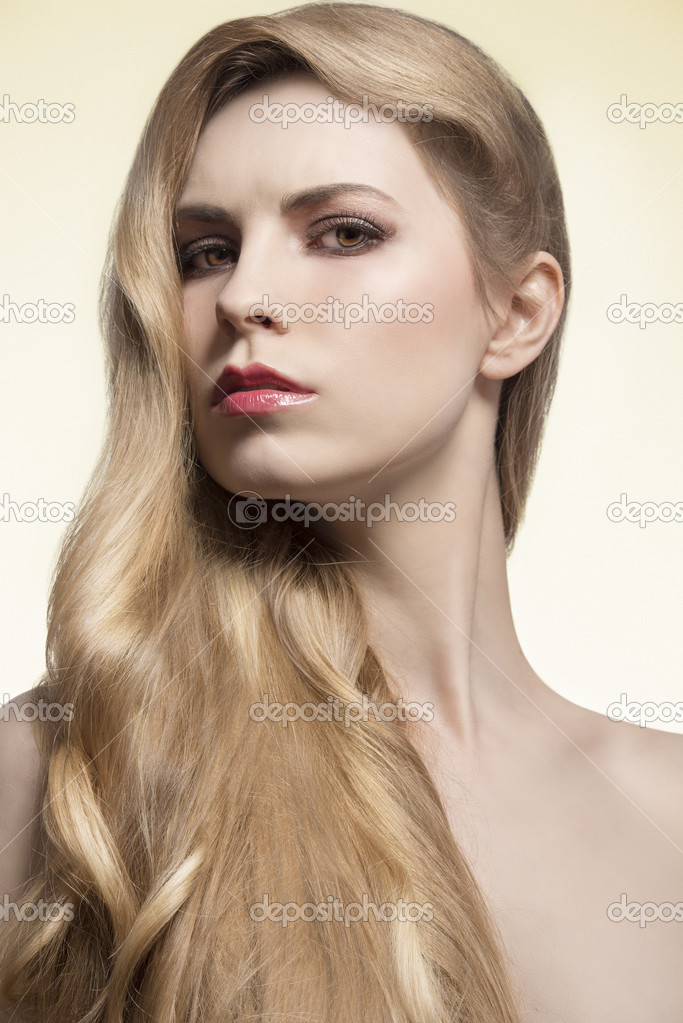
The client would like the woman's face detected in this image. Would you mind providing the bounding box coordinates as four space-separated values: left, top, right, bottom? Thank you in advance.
176 73 498 503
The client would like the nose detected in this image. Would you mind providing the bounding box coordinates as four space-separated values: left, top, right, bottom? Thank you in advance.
214 231 291 338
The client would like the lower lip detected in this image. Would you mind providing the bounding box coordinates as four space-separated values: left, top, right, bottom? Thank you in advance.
213 388 318 417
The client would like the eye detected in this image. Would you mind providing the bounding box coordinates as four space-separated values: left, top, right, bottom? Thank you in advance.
306 213 391 255
176 236 238 278
317 223 370 250
202 246 233 267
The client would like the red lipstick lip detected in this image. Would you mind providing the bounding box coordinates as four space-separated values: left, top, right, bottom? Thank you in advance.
211 361 314 405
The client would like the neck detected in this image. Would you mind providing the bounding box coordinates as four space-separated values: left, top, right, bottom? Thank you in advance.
305 414 542 760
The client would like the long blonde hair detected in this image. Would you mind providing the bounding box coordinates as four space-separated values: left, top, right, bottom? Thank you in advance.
0 4 570 1020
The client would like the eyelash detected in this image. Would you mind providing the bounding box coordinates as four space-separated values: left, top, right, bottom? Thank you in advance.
176 237 238 279
176 209 392 279
304 209 391 251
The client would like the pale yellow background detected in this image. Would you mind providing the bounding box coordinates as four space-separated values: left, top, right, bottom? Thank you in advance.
1 0 681 729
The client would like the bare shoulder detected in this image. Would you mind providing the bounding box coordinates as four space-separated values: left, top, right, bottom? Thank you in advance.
0 691 52 1022
0 688 45 782
0 689 48 898
608 715 683 845
558 693 683 848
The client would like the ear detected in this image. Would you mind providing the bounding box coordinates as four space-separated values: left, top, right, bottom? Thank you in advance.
478 252 565 380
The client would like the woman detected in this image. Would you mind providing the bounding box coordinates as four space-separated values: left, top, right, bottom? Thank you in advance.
1 3 682 1020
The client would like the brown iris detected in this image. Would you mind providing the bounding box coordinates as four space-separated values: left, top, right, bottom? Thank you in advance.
337 226 365 247
204 247 231 266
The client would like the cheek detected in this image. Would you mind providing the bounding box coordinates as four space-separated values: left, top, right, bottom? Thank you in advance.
181 288 224 400
321 246 487 430
182 288 215 358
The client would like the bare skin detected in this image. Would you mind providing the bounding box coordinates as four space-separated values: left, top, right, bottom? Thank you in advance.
3 72 682 1021
365 470 683 1021
0 702 45 902
0 696 48 1023
309 435 683 1022
3 688 682 1022
414 688 683 1021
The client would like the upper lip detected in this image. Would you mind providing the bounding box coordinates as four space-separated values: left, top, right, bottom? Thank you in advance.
211 362 314 405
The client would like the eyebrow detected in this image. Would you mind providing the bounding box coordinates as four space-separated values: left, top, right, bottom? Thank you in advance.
280 182 400 213
175 183 400 224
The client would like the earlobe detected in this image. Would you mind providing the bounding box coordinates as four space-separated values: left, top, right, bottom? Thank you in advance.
478 252 565 380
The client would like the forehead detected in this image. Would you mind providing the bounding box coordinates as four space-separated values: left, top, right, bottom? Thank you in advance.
178 73 451 222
